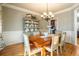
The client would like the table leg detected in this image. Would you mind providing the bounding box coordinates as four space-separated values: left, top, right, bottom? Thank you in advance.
51 51 53 56
41 47 46 56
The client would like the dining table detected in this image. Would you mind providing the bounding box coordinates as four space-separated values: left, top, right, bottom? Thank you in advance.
29 34 54 56
29 33 61 56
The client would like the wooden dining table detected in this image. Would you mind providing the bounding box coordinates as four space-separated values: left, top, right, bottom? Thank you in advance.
29 35 52 56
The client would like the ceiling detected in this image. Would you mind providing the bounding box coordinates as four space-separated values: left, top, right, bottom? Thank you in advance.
10 3 75 14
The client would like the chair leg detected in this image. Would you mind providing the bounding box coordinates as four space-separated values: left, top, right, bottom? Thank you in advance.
24 46 27 56
24 47 30 56
34 53 36 56
60 46 62 53
51 51 53 56
63 43 65 51
24 49 26 56
41 47 46 56
56 47 59 56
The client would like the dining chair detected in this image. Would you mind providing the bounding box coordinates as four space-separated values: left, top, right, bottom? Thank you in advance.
45 35 59 56
59 32 66 53
23 34 41 56
23 34 30 56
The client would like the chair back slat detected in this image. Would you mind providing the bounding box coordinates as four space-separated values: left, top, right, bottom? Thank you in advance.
60 32 66 45
51 35 59 48
53 35 59 44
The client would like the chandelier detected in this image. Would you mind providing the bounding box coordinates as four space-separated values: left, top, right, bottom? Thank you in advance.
41 3 54 21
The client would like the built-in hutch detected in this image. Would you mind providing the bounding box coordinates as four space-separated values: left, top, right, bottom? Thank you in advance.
23 14 40 34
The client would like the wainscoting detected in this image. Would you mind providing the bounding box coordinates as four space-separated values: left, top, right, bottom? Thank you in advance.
1 31 75 46
63 31 75 44
2 31 24 46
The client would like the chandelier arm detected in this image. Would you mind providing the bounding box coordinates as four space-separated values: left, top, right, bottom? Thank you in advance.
47 3 48 15
41 3 54 21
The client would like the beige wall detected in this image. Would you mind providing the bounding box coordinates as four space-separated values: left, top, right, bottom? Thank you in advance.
2 6 26 31
3 6 74 33
2 6 26 46
39 18 48 32
55 10 75 44
39 10 75 44
2 6 75 45
2 6 41 46
55 10 74 31
39 10 74 32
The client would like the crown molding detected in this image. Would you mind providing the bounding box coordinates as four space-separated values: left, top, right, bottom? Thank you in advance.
1 3 79 15
54 4 79 15
1 3 41 16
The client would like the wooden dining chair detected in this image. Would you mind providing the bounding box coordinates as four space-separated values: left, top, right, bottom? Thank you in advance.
23 34 41 56
23 34 30 56
45 35 59 56
59 32 66 53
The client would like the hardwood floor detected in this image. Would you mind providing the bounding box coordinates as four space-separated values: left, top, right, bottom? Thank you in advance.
36 43 77 56
0 43 79 56
0 43 24 56
76 38 79 56
54 43 76 56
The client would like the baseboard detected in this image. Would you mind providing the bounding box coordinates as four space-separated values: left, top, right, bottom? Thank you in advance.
4 42 24 48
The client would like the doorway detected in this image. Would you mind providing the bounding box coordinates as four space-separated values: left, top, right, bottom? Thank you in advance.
74 7 79 45
77 17 79 44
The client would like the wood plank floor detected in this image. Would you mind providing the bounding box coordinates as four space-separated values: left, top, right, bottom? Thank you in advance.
0 43 24 56
0 43 79 56
36 43 77 56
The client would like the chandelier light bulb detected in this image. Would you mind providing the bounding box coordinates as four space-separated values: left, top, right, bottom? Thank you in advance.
43 12 47 15
51 14 54 17
41 15 44 17
49 12 52 15
41 12 54 20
